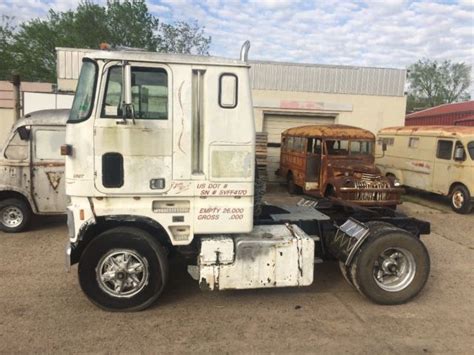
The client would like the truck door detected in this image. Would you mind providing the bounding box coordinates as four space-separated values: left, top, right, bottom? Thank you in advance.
432 139 455 194
305 138 322 190
94 63 173 194
31 126 67 213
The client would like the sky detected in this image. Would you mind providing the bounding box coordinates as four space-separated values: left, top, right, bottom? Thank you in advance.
1 0 473 83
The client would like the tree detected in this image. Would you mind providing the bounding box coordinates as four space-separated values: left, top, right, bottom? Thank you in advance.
407 59 471 112
0 16 15 80
0 1 211 82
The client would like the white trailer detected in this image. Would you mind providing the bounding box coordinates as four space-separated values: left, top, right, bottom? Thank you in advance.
64 42 430 311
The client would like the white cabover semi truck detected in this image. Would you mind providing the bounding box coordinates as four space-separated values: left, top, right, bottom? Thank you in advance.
64 42 431 311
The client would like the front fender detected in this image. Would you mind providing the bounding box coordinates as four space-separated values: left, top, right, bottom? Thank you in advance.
68 214 173 266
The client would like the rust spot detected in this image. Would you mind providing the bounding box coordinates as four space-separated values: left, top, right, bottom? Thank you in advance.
283 124 375 140
33 162 65 167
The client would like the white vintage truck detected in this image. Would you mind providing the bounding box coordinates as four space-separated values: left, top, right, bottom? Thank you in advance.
64 42 431 311
0 109 68 232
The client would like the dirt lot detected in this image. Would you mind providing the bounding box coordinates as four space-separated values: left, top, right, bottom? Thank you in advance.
0 190 473 354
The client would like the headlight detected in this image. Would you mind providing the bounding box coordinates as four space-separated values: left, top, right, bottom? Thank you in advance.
393 179 401 187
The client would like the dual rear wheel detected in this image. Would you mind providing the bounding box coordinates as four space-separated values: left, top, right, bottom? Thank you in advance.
339 222 430 305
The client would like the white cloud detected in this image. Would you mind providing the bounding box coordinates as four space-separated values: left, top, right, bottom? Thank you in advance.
2 0 473 94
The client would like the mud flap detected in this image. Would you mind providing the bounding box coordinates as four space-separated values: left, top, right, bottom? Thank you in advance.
326 218 370 266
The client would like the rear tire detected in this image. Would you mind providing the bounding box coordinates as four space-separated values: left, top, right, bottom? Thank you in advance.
450 185 472 214
287 173 300 195
339 221 396 288
349 226 430 305
0 198 31 233
78 227 169 311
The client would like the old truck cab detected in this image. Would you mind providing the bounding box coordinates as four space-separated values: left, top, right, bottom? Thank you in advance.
278 124 403 207
0 109 68 232
65 44 430 312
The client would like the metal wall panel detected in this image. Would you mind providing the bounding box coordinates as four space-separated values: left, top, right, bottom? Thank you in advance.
56 48 88 80
250 61 406 97
56 48 406 97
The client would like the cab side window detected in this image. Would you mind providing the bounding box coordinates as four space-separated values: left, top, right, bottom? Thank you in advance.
35 130 64 160
4 132 28 160
102 66 168 120
436 140 453 160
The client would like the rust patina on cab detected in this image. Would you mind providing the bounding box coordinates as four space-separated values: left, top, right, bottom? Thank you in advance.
277 124 403 206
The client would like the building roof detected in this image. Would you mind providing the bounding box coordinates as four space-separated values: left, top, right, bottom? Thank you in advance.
406 101 474 119
56 47 406 97
13 109 69 130
282 124 375 140
250 61 406 97
379 125 474 138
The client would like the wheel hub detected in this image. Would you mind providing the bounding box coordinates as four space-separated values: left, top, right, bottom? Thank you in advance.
1 206 24 228
96 249 149 298
373 248 416 292
452 191 464 209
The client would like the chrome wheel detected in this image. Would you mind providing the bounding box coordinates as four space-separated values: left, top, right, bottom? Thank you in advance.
1 206 24 228
96 249 149 298
373 247 416 292
452 191 464 209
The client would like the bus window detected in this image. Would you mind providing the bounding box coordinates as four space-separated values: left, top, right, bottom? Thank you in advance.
326 140 349 155
307 138 321 154
293 137 304 152
287 137 294 151
350 140 373 155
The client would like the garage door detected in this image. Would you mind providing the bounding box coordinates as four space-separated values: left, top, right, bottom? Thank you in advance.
263 114 335 182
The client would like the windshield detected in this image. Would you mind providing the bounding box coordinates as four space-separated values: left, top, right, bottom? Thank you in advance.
350 140 373 155
326 140 373 156
68 60 97 122
468 141 474 160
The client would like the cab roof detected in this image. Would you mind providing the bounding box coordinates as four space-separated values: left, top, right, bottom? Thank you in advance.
282 124 375 140
13 109 69 130
379 125 474 138
81 49 248 67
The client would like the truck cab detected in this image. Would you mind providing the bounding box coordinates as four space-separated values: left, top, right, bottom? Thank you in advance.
65 44 431 311
0 109 68 232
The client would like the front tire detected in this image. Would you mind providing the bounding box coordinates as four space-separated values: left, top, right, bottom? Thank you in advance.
349 226 430 305
0 198 31 233
78 227 169 311
450 185 472 214
287 173 300 195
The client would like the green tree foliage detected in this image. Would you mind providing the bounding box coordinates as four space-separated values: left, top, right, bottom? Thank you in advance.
407 58 471 112
0 1 211 82
0 16 15 80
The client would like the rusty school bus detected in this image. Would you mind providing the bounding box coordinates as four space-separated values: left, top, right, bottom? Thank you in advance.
277 124 402 206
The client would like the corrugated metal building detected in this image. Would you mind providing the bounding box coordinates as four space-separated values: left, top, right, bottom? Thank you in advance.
405 101 474 126
55 47 408 182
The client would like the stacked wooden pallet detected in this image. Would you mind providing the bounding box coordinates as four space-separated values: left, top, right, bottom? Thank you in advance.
255 132 268 182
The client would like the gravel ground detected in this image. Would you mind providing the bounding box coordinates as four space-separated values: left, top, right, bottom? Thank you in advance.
0 189 473 354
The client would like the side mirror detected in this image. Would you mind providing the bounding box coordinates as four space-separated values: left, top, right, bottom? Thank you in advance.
454 146 465 161
17 126 30 141
119 61 134 123
382 142 387 152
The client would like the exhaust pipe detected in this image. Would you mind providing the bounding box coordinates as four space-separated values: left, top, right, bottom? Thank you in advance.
240 40 251 62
